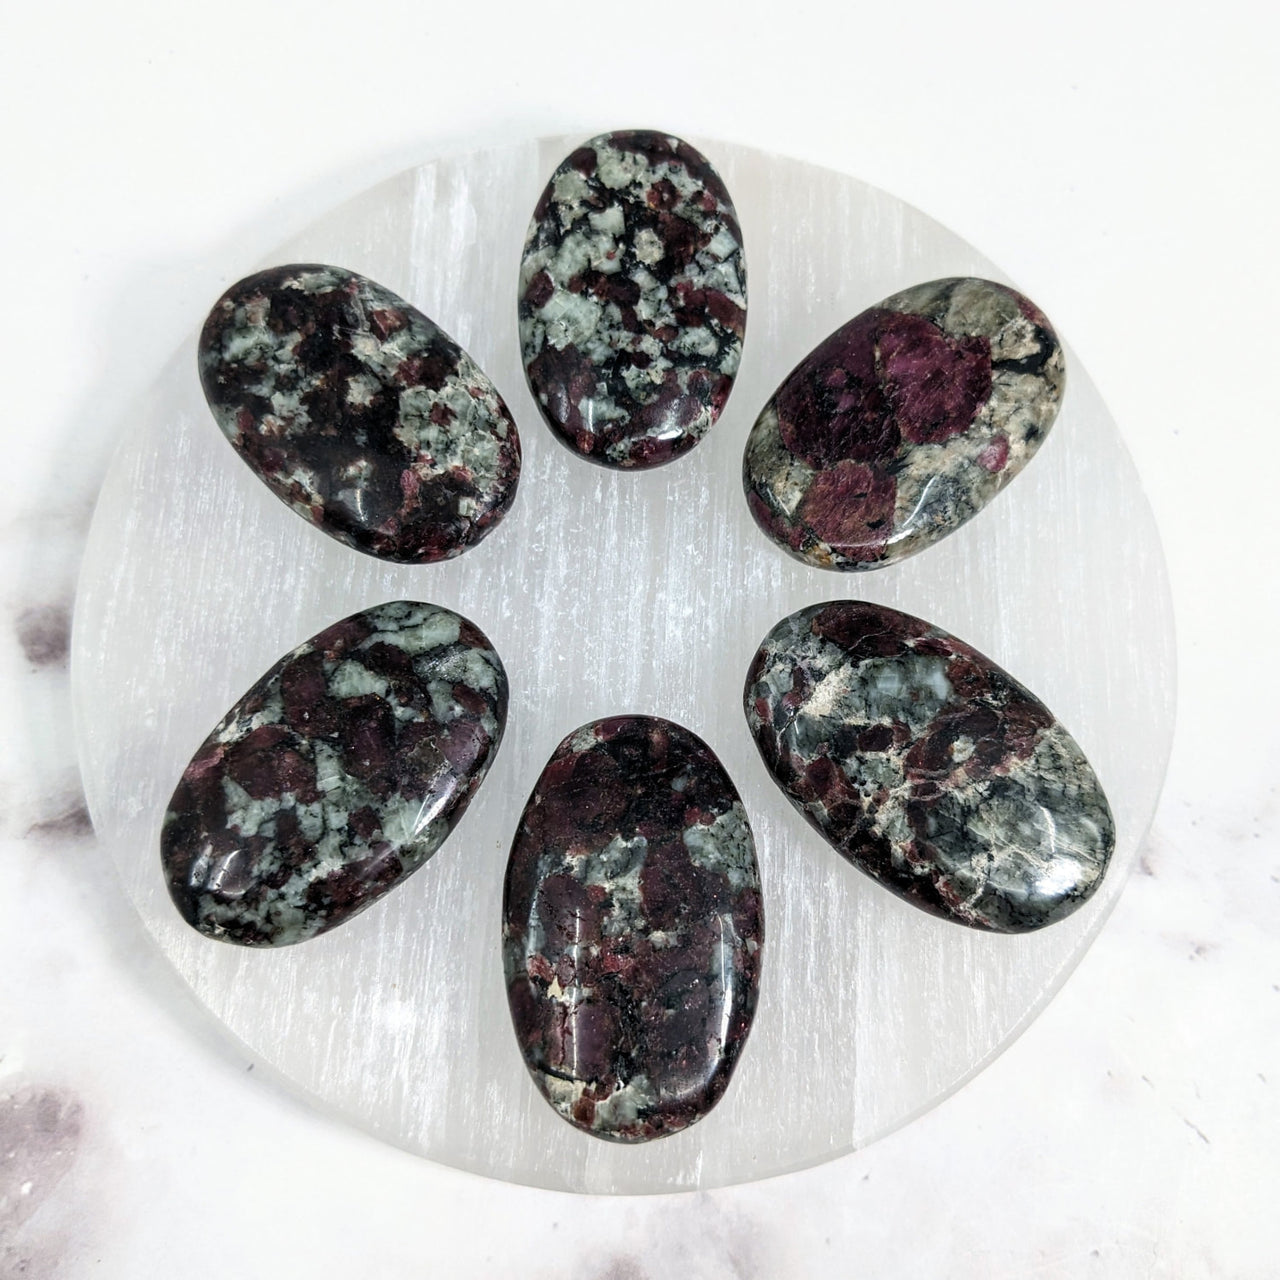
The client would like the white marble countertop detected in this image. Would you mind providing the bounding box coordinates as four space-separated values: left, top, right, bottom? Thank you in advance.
2 2 1277 1275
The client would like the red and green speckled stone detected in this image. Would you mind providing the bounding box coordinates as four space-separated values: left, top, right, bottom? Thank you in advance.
161 601 507 946
744 277 1064 569
199 265 521 563
503 716 762 1141
745 601 1113 933
519 131 747 470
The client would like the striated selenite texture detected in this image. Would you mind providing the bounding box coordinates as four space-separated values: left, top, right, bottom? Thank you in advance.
73 137 1175 1193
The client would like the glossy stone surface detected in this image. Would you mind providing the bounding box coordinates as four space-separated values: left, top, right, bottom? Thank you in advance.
744 277 1063 570
503 716 763 1141
161 601 507 946
745 602 1113 932
199 264 520 563
518 130 746 469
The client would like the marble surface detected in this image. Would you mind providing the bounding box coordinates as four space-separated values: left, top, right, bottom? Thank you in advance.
3 1 1278 1274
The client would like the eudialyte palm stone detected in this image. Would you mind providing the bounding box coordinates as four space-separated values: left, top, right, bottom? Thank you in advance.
161 601 507 946
199 264 520 563
503 716 762 1141
518 130 747 469
745 602 1113 932
744 277 1064 570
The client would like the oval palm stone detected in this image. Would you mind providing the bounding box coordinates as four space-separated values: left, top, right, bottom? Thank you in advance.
744 277 1064 569
745 601 1113 932
199 264 521 563
519 130 747 469
503 716 763 1141
161 601 507 946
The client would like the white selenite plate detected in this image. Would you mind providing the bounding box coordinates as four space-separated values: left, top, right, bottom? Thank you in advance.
72 137 1176 1194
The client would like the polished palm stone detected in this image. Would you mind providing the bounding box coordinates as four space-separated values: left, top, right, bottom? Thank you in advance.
518 130 747 469
745 602 1112 932
161 601 507 946
503 716 763 1141
199 264 521 563
744 277 1064 570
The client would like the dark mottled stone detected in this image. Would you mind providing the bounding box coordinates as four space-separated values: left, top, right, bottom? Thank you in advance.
503 716 762 1140
519 131 746 469
161 601 507 946
199 265 520 563
745 602 1113 932
744 278 1064 569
